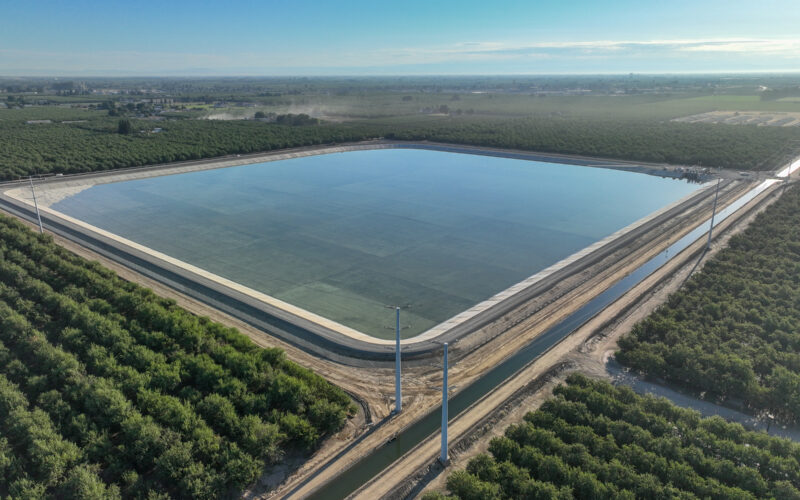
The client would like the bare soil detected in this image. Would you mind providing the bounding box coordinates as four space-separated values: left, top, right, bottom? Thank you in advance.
673 110 800 127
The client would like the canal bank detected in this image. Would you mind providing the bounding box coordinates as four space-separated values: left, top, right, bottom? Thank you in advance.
297 170 789 500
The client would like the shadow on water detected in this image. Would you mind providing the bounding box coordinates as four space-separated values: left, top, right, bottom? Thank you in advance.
303 183 771 500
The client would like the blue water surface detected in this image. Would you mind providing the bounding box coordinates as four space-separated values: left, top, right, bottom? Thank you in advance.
53 149 702 338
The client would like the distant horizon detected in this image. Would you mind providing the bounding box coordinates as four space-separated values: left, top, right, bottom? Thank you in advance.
3 70 800 79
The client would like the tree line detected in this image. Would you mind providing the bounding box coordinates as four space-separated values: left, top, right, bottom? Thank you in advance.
0 214 354 499
617 184 800 423
1 112 798 180
424 374 800 500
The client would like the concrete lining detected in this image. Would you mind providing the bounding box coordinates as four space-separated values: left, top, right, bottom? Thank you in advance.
3 140 699 207
4 144 709 347
413 184 708 342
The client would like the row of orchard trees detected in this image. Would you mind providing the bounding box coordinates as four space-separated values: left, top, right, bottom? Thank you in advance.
0 375 119 498
425 375 800 500
0 116 382 180
1 112 799 179
617 184 800 422
388 116 800 171
0 214 354 499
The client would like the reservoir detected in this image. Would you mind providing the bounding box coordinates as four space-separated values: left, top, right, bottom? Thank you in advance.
51 148 702 339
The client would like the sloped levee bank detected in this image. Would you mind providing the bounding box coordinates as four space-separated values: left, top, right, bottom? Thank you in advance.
0 140 707 198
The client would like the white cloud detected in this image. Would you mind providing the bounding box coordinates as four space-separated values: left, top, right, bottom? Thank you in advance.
676 39 800 54
385 38 800 58
352 38 800 68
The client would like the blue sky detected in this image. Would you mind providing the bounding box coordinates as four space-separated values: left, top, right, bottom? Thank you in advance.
2 0 800 75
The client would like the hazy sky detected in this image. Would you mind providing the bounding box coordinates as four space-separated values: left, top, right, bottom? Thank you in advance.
3 0 800 75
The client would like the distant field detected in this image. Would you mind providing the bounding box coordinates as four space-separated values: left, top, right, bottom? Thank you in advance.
224 93 800 121
674 111 800 127
0 106 103 123
51 149 702 338
3 86 800 179
651 94 800 116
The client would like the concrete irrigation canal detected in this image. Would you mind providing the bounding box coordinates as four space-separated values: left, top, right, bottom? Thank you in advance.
299 175 786 500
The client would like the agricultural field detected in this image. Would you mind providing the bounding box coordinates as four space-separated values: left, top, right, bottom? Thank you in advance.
3 76 800 180
1 112 798 181
0 213 354 498
424 374 800 500
219 93 800 121
673 111 800 127
617 184 800 422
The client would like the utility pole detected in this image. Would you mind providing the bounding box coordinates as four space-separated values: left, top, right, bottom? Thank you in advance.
395 306 402 414
440 342 449 464
29 176 44 234
386 304 411 414
706 177 721 251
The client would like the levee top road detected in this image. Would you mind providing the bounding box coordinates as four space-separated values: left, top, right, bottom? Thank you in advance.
52 149 701 339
